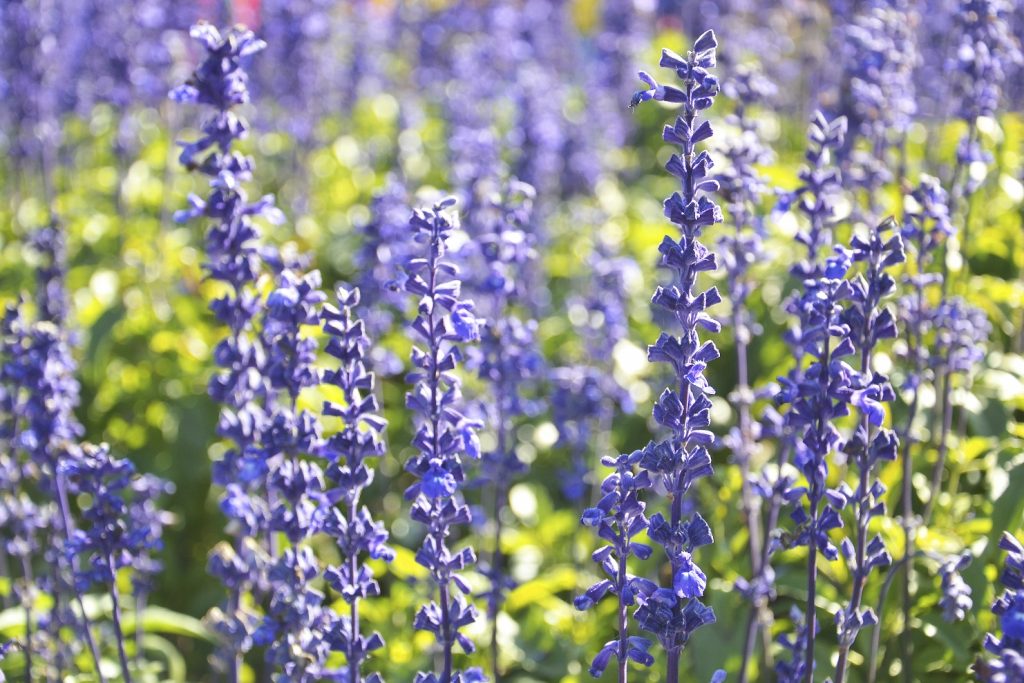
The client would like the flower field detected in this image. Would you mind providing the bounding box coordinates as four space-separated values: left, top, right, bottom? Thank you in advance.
1 1 1024 682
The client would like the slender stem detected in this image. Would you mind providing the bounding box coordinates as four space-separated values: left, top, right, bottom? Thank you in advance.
898 241 927 678
135 591 146 665
923 365 954 523
735 278 764 683
440 580 453 683
490 388 508 682
349 550 360 683
19 555 34 682
55 472 105 681
739 608 760 683
804 320 834 683
108 557 134 683
666 650 680 683
804 537 819 683
867 553 916 683
834 447 871 683
616 531 630 683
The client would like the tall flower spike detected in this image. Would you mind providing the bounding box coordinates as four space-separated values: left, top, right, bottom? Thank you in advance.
888 175 955 679
469 180 543 679
837 0 918 209
319 284 394 682
401 197 486 683
631 29 721 682
575 449 655 680
170 23 279 681
833 218 905 683
62 443 161 682
780 111 848 280
556 238 637 505
975 532 1024 681
258 268 338 680
775 246 858 681
947 0 1022 271
717 64 778 681
6 303 106 675
753 119 848 634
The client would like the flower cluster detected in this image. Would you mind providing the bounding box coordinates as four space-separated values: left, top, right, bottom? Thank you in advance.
775 246 858 676
976 533 1024 681
576 449 654 678
62 443 158 680
838 0 918 200
469 180 544 673
630 30 722 680
780 112 848 280
258 269 337 679
401 198 485 683
319 284 394 682
0 228 172 681
170 22 280 679
832 218 904 682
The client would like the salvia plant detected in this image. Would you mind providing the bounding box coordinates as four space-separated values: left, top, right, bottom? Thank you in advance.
629 29 723 683
976 532 1024 681
468 179 543 679
401 197 486 683
170 22 278 680
319 284 393 682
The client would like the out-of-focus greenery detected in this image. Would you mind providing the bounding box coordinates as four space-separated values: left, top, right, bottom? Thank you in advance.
1 30 1023 682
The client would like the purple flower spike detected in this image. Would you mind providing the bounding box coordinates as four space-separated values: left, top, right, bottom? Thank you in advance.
630 30 723 681
170 22 277 680
401 198 484 682
976 533 1024 681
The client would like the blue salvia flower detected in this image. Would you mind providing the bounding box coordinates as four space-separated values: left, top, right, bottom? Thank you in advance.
354 175 411 370
319 284 394 682
593 0 644 147
889 175 956 675
257 0 333 147
552 367 605 504
575 449 655 679
775 606 819 683
950 0 1021 136
976 533 1024 681
779 111 848 280
63 443 158 681
923 295 990 520
717 63 778 677
555 240 637 505
947 0 1022 264
832 218 905 683
0 304 50 676
468 180 544 676
630 30 721 680
257 268 339 680
27 222 70 326
754 118 847 572
837 0 918 204
775 246 859 679
7 304 107 675
170 22 280 680
401 197 486 683
937 553 973 623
